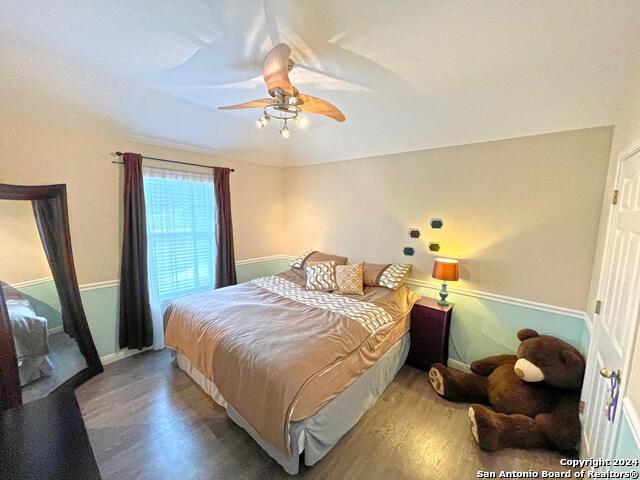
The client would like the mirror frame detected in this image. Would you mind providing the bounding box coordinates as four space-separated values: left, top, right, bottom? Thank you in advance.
0 183 103 410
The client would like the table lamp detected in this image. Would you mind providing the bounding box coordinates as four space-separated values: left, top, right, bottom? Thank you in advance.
432 258 459 306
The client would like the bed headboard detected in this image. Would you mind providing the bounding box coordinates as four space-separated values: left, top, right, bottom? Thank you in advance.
0 281 26 302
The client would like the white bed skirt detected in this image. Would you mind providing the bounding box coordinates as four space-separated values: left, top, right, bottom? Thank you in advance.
173 333 410 475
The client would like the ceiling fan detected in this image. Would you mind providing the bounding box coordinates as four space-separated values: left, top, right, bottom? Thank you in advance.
218 43 346 138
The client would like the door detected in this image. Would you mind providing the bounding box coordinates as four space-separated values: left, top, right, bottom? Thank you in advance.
582 141 640 458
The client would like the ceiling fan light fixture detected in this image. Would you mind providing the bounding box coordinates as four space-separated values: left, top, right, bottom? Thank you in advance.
280 121 290 139
255 114 270 129
297 115 309 129
218 44 346 132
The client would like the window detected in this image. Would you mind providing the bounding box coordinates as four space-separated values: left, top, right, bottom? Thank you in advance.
143 167 216 305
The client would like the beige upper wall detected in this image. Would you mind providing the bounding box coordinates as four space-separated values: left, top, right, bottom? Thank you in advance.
0 116 284 285
0 117 613 313
284 127 613 311
0 201 51 284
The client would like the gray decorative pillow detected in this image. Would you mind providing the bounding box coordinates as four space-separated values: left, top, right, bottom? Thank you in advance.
305 261 338 291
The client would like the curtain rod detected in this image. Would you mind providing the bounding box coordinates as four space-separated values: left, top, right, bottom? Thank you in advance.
111 151 235 172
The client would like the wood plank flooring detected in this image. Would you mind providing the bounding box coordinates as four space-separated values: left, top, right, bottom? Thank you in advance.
22 331 87 403
76 350 572 479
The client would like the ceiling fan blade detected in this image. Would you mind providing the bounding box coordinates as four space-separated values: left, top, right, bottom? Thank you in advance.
297 94 346 122
218 98 273 110
263 43 295 97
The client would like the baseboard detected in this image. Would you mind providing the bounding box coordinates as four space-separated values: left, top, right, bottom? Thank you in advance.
47 325 63 336
447 358 471 372
8 255 588 330
406 277 586 321
10 276 54 289
79 279 119 292
100 346 153 365
235 254 289 266
8 255 291 294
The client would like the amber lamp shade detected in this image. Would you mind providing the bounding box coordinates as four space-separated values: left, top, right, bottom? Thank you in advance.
432 258 459 281
432 258 458 306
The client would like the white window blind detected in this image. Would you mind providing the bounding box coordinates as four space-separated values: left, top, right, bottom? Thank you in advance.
142 166 216 347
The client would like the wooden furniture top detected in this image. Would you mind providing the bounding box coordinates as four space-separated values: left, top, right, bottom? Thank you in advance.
413 296 454 313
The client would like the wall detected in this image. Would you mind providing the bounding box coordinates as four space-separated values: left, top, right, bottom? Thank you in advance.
0 116 285 359
408 282 587 367
284 127 612 312
283 127 611 362
1 120 613 367
614 403 640 465
0 116 284 285
2 116 627 450
6 258 290 360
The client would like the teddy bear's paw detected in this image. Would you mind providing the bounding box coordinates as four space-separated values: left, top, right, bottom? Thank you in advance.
468 407 480 443
468 404 503 451
428 367 445 396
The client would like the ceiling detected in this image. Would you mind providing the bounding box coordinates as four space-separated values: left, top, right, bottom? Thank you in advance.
1 1 639 167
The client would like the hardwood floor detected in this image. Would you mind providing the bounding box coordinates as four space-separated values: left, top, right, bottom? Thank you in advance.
22 331 87 404
76 350 572 479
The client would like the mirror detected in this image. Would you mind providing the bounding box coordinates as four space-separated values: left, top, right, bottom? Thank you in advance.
0 184 102 409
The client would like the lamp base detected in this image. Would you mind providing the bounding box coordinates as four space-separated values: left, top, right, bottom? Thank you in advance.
438 282 450 306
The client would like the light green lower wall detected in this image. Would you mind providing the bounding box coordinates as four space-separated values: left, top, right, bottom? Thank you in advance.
83 258 292 357
16 281 120 357
83 258 289 358
81 285 119 357
17 280 62 329
11 260 288 358
408 284 588 365
14 258 639 458
236 258 291 283
614 410 640 468
15 259 589 362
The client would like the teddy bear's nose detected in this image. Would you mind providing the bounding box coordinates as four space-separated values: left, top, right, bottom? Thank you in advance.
514 358 545 382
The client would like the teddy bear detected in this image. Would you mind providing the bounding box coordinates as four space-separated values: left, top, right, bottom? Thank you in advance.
427 328 585 451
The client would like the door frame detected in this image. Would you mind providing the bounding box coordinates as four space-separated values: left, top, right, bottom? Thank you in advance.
582 135 640 457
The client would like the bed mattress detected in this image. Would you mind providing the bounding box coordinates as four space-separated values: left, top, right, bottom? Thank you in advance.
174 333 410 474
164 270 418 455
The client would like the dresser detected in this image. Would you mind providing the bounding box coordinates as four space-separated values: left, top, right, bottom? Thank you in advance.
0 388 102 480
406 296 453 370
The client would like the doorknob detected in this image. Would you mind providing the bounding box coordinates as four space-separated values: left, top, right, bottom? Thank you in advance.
600 368 622 381
600 368 622 422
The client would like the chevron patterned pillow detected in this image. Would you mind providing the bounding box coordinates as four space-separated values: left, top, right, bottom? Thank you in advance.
305 261 338 291
377 263 412 290
336 262 364 295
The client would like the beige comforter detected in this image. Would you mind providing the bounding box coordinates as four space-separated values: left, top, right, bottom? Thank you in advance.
164 270 419 454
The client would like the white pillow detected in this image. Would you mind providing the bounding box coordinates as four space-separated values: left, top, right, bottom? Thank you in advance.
6 298 37 320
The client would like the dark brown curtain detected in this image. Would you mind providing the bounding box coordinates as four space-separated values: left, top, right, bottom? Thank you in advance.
118 153 153 349
213 167 237 288
32 196 82 338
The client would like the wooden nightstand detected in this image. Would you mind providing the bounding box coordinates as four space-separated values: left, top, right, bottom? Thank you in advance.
406 297 453 371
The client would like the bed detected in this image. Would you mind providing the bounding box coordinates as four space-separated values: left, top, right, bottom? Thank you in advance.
1 282 53 386
164 268 419 474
